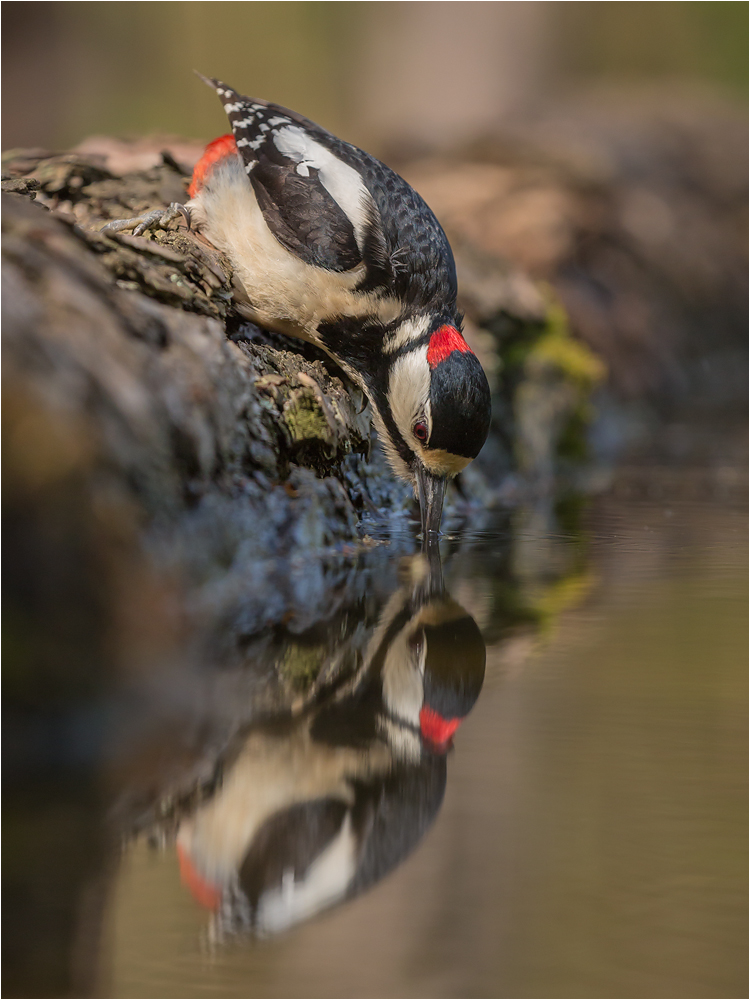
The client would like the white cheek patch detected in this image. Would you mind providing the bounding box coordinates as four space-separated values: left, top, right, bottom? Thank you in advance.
272 126 375 252
388 349 431 446
381 630 426 727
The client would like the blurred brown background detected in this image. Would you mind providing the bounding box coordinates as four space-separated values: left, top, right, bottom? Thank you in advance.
2 1 747 155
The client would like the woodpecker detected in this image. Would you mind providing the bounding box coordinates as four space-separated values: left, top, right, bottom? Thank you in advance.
174 556 485 936
104 76 492 535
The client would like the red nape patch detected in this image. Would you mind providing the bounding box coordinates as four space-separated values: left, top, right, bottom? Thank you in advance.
188 134 238 198
426 325 473 368
420 705 462 749
177 842 222 911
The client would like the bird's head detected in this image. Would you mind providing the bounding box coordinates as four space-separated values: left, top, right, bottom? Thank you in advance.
379 588 487 755
380 318 491 536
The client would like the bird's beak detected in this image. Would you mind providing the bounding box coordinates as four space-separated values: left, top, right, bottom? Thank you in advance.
416 466 447 539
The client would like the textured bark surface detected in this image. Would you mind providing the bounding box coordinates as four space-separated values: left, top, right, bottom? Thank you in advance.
2 178 404 550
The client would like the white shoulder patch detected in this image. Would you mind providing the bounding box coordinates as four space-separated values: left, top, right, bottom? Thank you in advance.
272 126 375 252
255 813 357 934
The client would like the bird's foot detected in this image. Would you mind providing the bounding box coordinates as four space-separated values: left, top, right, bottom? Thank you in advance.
100 202 191 237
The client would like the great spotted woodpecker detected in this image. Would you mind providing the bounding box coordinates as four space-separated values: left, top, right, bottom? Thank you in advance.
174 554 485 935
104 76 492 535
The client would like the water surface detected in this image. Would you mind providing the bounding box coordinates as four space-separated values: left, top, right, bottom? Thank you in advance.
100 472 747 998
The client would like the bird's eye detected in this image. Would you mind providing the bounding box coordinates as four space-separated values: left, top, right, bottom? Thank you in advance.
413 421 428 443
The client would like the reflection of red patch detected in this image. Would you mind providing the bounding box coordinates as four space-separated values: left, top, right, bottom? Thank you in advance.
420 705 461 748
426 325 473 368
177 842 222 911
188 134 238 198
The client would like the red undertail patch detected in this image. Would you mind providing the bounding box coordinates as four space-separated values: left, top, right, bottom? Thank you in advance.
420 705 462 748
188 134 238 198
177 842 222 911
426 326 473 368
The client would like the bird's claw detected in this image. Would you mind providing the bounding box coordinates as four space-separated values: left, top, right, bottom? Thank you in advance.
101 202 191 237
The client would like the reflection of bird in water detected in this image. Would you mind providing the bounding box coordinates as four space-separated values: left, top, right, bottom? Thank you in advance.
176 550 485 937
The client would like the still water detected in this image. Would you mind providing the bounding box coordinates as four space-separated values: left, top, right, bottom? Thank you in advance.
92 469 747 999
6 469 746 998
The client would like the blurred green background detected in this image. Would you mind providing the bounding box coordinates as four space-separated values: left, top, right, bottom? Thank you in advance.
2 1 747 154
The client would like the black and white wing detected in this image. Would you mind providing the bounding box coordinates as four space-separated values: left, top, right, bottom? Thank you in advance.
202 77 456 307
